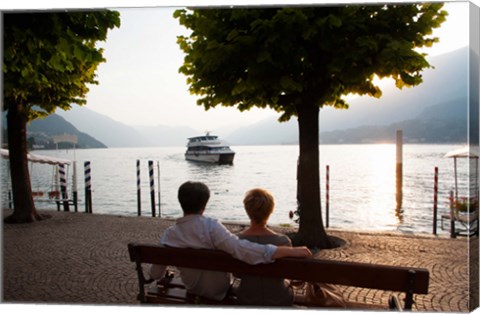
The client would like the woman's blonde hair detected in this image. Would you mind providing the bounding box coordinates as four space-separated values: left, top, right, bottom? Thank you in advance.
243 188 275 225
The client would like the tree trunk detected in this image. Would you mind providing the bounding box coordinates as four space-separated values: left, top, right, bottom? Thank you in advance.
4 101 43 223
293 102 333 249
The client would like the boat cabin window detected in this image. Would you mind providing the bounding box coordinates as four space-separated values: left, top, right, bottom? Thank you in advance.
189 136 218 142
187 146 230 152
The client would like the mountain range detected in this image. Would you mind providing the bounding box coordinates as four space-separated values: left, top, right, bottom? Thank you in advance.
32 46 471 148
56 106 199 147
225 47 469 145
26 114 107 149
319 98 468 144
0 112 106 149
319 46 468 132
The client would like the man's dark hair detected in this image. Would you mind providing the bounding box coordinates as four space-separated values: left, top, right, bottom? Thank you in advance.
178 181 210 214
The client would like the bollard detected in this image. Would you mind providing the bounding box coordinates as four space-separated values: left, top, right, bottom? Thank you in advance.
7 188 12 209
6 165 12 209
157 161 161 217
326 165 330 228
433 167 438 235
149 160 156 217
449 190 456 238
59 163 70 212
293 157 300 224
84 161 92 214
137 160 141 216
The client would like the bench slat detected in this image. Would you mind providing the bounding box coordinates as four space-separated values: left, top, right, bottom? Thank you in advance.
128 243 429 294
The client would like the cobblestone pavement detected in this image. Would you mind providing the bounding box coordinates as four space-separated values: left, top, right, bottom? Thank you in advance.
2 209 478 312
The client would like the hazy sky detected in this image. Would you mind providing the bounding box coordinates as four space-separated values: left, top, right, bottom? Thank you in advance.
2 1 475 132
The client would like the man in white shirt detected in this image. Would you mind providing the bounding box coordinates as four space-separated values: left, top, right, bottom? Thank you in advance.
149 181 312 301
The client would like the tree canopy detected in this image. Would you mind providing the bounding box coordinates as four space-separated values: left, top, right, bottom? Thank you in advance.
3 11 120 223
175 4 446 120
3 11 120 120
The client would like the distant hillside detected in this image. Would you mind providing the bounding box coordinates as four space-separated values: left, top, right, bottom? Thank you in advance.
319 119 467 144
416 97 468 121
53 47 470 147
227 97 468 145
319 98 468 144
226 47 469 145
133 125 201 147
225 118 297 145
57 106 152 147
27 114 107 149
318 47 468 132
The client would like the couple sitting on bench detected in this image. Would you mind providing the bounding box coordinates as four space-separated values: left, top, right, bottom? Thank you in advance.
149 181 312 306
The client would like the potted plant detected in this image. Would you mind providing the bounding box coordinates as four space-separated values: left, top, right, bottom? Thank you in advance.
449 196 479 221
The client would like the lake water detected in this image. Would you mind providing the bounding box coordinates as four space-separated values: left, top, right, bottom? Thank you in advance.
1 144 475 235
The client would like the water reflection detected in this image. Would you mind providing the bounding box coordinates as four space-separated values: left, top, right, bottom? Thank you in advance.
322 144 401 230
367 145 402 227
187 162 230 182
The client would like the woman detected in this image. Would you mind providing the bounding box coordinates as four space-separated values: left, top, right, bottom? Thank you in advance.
236 188 294 306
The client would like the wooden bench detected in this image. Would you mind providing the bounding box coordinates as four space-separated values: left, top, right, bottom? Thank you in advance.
128 243 429 310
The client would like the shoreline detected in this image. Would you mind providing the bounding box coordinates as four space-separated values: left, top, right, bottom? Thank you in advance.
32 206 454 239
2 208 476 311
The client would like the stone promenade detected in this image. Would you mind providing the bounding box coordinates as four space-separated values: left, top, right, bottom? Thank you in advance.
2 209 478 312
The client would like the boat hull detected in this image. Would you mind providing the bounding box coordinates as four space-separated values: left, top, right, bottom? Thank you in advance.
185 152 235 165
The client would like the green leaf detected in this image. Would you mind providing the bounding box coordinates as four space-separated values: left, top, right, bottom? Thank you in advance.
73 45 84 60
226 29 239 41
280 76 303 92
48 54 64 71
328 14 342 27
21 68 30 78
256 50 271 63
232 81 247 95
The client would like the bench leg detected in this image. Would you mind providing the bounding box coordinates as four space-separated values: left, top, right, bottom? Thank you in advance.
389 295 403 311
403 270 417 310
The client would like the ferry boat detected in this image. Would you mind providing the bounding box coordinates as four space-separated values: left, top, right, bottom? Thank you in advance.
185 133 235 164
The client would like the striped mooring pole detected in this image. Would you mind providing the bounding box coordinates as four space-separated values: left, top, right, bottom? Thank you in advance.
55 165 61 211
72 161 78 212
84 161 92 214
326 165 330 228
149 160 156 217
433 167 438 235
137 160 141 216
59 163 70 212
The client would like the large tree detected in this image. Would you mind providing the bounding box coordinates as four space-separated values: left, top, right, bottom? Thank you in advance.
3 11 120 223
174 4 446 248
